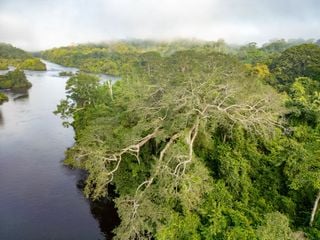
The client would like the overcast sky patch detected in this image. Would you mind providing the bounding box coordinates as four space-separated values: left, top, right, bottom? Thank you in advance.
0 0 319 51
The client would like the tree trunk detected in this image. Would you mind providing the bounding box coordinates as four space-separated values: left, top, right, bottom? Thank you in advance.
310 190 320 226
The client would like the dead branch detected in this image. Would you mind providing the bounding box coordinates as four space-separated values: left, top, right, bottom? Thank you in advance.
174 116 200 176
102 127 160 184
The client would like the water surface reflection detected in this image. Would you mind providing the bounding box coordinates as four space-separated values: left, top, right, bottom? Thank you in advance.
0 61 105 240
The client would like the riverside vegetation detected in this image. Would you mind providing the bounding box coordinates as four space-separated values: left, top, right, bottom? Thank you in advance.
0 43 45 104
41 39 320 239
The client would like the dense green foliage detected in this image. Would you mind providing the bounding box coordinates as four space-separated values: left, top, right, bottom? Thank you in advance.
0 92 8 104
0 43 46 71
41 39 317 77
236 39 317 66
0 69 32 90
18 58 46 71
41 40 241 76
53 40 320 239
270 44 320 89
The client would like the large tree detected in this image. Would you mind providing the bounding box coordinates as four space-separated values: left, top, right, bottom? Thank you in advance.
270 44 320 89
56 50 286 239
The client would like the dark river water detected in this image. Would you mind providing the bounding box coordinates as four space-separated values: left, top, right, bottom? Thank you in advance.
0 61 113 240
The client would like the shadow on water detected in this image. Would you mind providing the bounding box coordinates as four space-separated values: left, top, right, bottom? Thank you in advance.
76 171 121 240
12 88 29 101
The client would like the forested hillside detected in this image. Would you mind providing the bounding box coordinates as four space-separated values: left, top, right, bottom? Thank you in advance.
0 43 46 71
49 40 320 239
41 39 317 76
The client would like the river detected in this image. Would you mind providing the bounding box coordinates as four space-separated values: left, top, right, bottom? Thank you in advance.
0 61 115 240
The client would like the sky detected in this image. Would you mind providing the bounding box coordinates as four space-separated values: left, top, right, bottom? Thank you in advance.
0 0 319 51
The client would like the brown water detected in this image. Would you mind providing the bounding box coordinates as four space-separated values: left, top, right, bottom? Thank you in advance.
0 61 107 240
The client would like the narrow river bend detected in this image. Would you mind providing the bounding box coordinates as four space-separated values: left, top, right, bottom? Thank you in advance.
0 61 107 240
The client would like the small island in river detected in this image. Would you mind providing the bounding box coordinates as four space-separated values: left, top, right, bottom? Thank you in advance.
0 69 32 105
0 69 32 90
0 92 8 104
59 71 74 76
0 43 47 105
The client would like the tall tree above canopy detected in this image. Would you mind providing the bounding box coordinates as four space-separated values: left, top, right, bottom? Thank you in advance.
270 44 320 89
56 50 285 239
